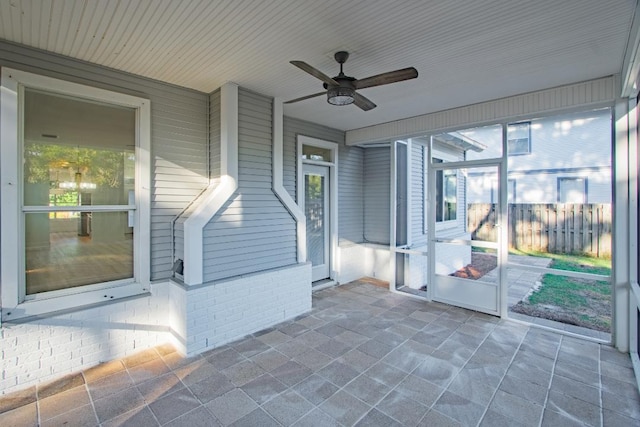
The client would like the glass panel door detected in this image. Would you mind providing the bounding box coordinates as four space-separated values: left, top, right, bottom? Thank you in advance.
430 162 503 315
304 164 330 282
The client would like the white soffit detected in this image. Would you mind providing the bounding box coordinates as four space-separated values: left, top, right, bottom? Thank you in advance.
0 0 636 131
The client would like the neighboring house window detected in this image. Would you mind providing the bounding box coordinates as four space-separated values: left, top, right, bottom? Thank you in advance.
507 122 531 155
434 158 457 222
558 177 587 203
1 68 150 319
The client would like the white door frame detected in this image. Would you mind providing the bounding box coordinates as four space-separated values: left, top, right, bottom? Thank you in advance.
428 155 505 316
297 135 338 282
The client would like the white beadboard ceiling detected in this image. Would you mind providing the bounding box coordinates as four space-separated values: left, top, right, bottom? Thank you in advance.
0 0 637 131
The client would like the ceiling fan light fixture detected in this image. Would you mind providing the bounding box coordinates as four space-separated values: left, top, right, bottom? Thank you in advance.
327 86 355 106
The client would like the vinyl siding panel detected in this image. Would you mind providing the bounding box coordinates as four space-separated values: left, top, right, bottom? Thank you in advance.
203 88 296 282
282 116 364 245
364 147 391 244
0 40 208 281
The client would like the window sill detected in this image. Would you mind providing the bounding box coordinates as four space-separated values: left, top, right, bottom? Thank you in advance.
1 282 149 323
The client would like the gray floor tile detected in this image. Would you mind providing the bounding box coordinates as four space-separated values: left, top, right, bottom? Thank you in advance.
147 388 200 425
205 347 245 371
480 409 527 427
338 349 378 372
295 330 331 349
174 359 219 386
376 390 429 426
240 373 287 405
315 339 351 358
600 346 633 368
256 330 292 347
189 371 236 404
293 374 340 405
603 408 640 427
293 348 333 371
498 374 547 406
355 408 403 427
40 403 98 427
293 408 341 427
87 370 135 401
137 372 184 402
127 358 170 385
489 389 543 427
418 409 462 426
433 391 485 426
382 339 435 373
601 373 640 400
447 367 500 406
357 339 394 359
205 389 258 426
554 360 600 387
263 389 314 426
0 403 38 427
164 406 221 427
546 390 601 426
250 349 290 372
229 408 280 427
550 374 600 406
279 322 310 338
602 390 640 421
540 408 585 427
319 390 371 426
318 361 360 387
413 355 460 388
94 386 146 424
270 361 313 387
343 374 391 406
39 385 91 421
221 360 266 387
100 405 159 427
232 337 271 358
364 362 407 389
601 360 636 385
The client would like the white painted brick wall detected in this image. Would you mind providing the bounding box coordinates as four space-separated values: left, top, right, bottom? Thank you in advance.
0 282 171 395
170 263 311 356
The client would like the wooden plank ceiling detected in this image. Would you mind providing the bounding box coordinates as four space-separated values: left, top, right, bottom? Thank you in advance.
0 0 636 131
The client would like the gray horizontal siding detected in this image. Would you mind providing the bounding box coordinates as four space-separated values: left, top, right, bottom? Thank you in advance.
364 147 391 245
203 88 296 282
0 40 208 281
282 116 363 245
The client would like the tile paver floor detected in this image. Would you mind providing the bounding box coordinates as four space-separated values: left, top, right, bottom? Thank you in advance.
1 279 638 426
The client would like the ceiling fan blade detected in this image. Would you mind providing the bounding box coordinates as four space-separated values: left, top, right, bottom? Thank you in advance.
290 61 339 86
284 91 326 104
355 67 418 90
353 92 377 111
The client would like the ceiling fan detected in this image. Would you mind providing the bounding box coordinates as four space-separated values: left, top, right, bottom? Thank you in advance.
286 51 418 111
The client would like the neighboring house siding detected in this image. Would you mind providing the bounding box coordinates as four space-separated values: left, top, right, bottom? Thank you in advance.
203 89 296 281
282 117 364 245
466 109 612 204
0 41 209 281
364 147 391 244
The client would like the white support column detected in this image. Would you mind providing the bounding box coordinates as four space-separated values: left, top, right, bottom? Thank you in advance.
184 83 238 286
614 100 631 352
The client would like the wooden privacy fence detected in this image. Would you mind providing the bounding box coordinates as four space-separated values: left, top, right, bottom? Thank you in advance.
468 203 612 257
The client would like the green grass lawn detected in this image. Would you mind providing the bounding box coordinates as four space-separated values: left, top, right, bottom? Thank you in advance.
509 250 612 332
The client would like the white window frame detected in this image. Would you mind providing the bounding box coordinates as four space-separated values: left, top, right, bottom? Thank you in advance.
0 68 151 321
424 149 460 231
557 176 587 203
507 121 531 155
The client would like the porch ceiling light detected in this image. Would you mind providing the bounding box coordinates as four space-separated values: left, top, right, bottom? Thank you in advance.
327 86 355 106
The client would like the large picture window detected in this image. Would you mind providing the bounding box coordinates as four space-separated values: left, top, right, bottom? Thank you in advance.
1 68 150 319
